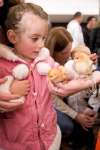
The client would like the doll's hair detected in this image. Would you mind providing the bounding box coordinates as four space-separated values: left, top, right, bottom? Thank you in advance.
71 45 91 58
45 26 73 56
5 3 48 32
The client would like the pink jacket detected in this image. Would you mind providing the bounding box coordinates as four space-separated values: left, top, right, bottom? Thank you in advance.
0 46 57 150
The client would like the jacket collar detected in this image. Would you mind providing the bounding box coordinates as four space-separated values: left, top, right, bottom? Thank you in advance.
0 44 50 64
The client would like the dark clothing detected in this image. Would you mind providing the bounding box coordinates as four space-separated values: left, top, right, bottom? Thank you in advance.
70 122 95 150
0 0 17 45
90 27 100 52
56 109 95 150
0 0 9 27
82 26 91 48
90 27 100 66
56 109 74 138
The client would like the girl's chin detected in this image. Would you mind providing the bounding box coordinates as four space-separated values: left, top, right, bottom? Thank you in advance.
32 54 39 59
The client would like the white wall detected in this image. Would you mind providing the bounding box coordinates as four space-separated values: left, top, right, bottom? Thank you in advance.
25 0 100 22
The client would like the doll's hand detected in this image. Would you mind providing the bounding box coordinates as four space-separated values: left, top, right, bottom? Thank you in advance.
10 80 30 96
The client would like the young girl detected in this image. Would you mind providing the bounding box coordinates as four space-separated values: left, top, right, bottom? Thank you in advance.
0 3 100 150
0 3 61 150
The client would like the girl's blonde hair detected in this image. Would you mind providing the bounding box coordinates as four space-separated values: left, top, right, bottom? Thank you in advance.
5 3 48 32
45 26 73 56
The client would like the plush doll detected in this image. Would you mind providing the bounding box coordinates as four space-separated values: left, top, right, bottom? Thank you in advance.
64 45 95 78
48 66 71 83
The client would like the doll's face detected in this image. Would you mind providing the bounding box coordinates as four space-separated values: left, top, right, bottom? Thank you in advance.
73 51 90 63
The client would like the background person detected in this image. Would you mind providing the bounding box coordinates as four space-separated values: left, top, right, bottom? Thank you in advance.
82 16 97 48
45 26 99 150
0 0 29 113
67 12 85 49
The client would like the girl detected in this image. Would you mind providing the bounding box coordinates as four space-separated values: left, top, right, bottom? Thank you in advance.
0 3 61 150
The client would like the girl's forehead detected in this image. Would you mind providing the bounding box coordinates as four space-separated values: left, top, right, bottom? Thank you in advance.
20 12 48 35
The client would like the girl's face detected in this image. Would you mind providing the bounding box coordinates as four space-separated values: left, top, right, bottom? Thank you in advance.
53 42 72 65
13 13 48 62
0 0 4 7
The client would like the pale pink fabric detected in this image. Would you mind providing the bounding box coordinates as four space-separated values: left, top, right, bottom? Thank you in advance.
0 57 57 150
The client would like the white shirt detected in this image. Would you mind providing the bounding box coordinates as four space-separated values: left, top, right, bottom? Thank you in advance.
67 20 85 49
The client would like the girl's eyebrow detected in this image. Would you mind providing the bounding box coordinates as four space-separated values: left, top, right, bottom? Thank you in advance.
32 32 47 36
31 34 40 37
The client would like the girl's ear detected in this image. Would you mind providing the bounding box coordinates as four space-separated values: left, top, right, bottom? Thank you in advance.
7 30 17 44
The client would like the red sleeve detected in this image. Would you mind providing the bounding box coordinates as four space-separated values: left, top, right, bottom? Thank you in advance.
0 58 13 78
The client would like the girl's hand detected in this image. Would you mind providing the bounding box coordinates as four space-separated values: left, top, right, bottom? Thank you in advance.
10 80 30 96
48 78 91 97
48 71 100 97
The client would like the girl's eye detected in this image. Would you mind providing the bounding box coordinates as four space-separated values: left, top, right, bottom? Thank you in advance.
31 37 39 42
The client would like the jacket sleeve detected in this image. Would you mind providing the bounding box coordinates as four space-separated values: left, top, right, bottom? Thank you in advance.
0 59 12 78
53 95 78 119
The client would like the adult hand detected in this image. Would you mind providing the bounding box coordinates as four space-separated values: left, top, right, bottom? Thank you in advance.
0 78 20 101
10 80 30 96
90 53 97 64
0 99 24 113
92 71 100 84
0 78 30 113
75 111 96 130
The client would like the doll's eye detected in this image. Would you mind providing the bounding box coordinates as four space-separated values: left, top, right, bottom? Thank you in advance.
75 56 79 60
